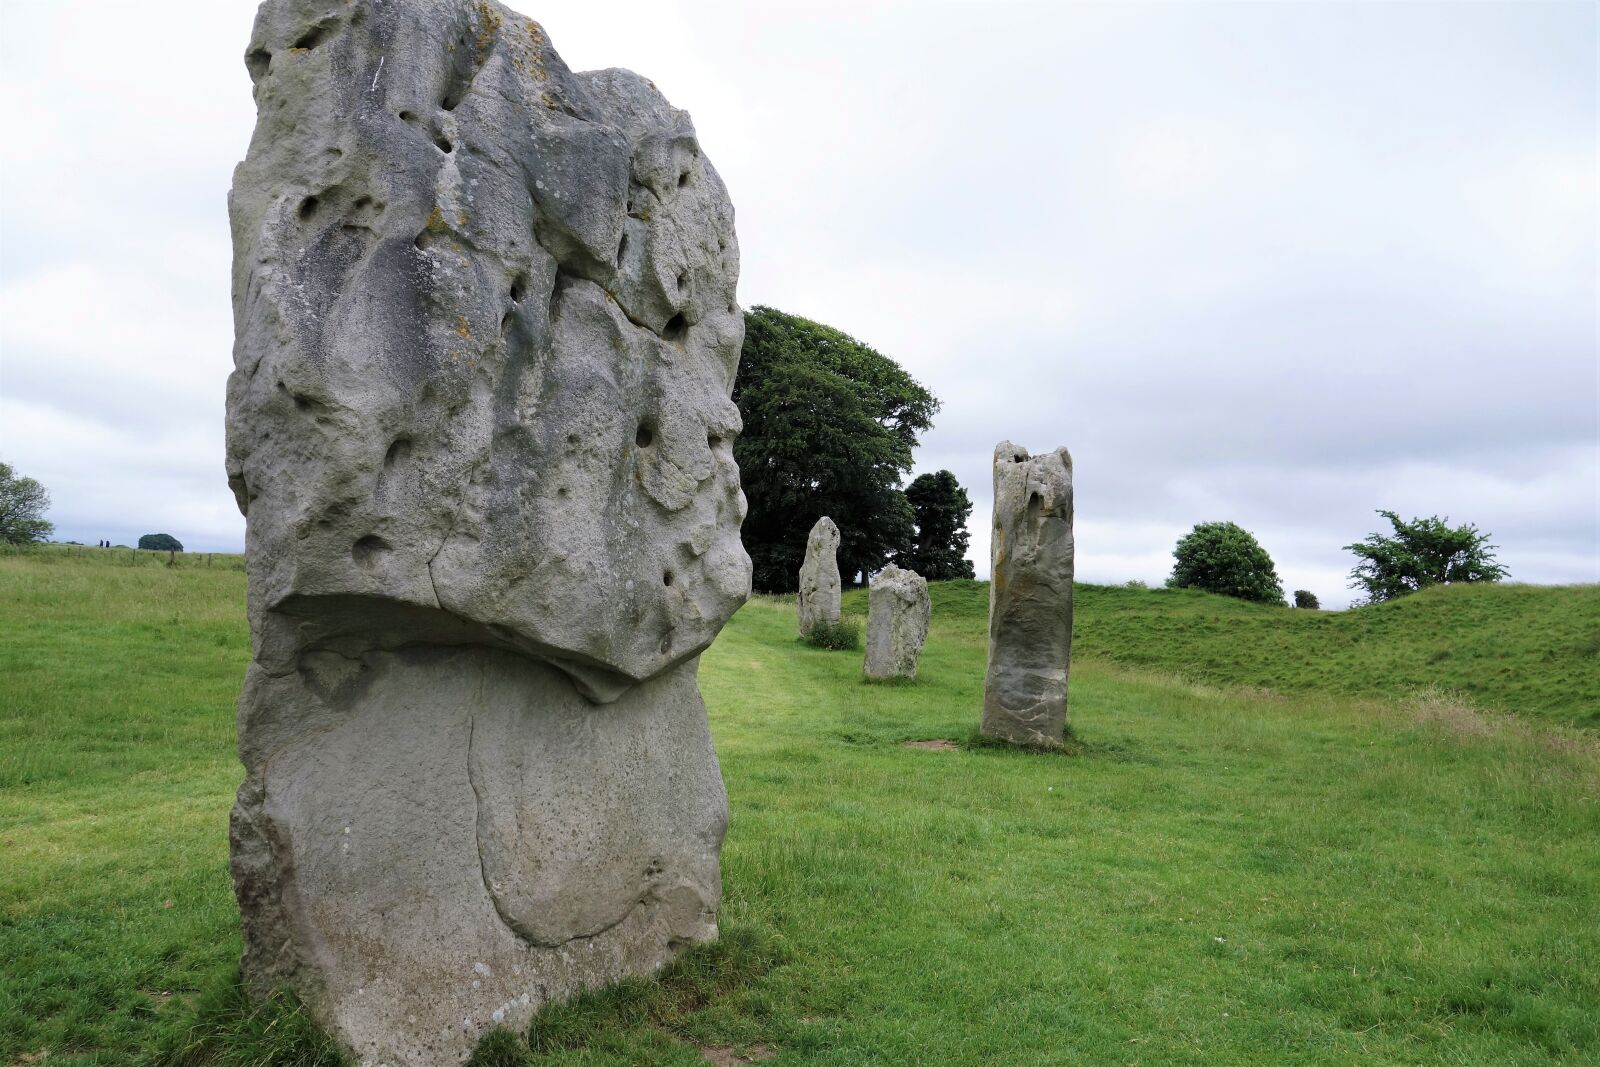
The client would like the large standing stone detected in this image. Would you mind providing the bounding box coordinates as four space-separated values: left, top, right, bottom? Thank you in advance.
863 565 931 680
223 2 750 1062
981 442 1074 746
796 516 842 635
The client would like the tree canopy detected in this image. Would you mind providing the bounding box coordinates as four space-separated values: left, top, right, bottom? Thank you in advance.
1168 521 1285 605
1345 510 1507 604
734 306 938 592
898 470 975 580
0 460 53 545
138 533 184 552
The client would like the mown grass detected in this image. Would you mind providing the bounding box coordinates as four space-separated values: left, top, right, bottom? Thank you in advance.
857 579 1600 728
3 550 1598 1065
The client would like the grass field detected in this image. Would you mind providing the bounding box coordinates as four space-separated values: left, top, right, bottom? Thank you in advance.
3 549 1598 1065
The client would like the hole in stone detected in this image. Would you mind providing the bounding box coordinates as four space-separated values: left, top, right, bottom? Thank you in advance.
398 110 419 124
663 313 687 343
566 433 580 446
353 196 372 210
659 632 673 654
441 89 463 111
351 535 391 568
433 134 453 154
707 434 722 449
635 423 655 448
663 570 674 586
414 230 435 251
292 20 335 50
325 147 343 159
509 273 527 303
245 49 272 81
615 233 628 267
298 196 319 221
501 309 514 333
1012 454 1026 463
676 269 688 292
384 437 411 469
678 170 690 188
557 486 570 496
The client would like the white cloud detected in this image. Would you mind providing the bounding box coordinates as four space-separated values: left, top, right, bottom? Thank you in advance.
0 0 1592 602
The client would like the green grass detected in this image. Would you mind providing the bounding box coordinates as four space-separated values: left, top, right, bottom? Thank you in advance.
854 579 1600 728
3 550 1598 1064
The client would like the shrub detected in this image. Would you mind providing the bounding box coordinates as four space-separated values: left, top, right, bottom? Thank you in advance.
1167 521 1285 605
1293 589 1320 609
1124 579 1149 590
1345 510 1507 604
138 533 184 552
802 619 860 650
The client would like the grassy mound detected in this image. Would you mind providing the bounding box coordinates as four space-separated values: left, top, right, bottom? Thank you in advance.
3 551 1597 1064
844 579 1600 727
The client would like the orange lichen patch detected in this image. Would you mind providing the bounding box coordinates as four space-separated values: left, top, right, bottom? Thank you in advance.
473 1 502 58
455 315 473 339
425 205 447 232
514 18 550 83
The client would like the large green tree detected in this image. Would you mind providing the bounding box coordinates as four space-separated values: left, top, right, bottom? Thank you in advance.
0 460 53 545
734 306 938 591
138 533 184 552
898 470 975 580
1168 520 1285 605
1345 510 1507 604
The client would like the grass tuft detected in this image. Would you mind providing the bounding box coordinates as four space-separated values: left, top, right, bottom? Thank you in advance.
140 972 349 1067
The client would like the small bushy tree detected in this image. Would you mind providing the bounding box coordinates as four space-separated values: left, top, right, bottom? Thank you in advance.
897 470 975 580
1168 521 1285 605
138 533 184 552
0 460 53 545
1293 589 1320 610
1345 510 1507 604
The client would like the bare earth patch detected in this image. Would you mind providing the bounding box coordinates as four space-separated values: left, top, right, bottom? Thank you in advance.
902 739 958 751
700 1043 777 1065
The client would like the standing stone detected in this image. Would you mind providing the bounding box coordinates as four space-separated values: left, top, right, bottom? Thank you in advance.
981 442 1074 746
863 565 931 680
223 3 750 1063
796 516 842 635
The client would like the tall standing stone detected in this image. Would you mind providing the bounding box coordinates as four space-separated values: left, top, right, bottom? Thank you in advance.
797 516 842 635
981 442 1074 746
864 564 931 680
223 2 750 1063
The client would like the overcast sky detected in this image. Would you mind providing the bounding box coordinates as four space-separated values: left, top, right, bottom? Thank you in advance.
0 1 1594 606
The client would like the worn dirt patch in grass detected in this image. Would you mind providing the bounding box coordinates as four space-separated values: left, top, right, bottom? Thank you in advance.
700 1043 776 1065
902 739 958 751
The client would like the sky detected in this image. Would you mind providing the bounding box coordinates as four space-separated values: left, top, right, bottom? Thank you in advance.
0 1 1594 607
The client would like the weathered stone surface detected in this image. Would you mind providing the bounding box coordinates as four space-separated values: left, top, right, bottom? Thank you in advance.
981 442 1074 747
224 1 748 1062
796 516 842 634
864 565 930 680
